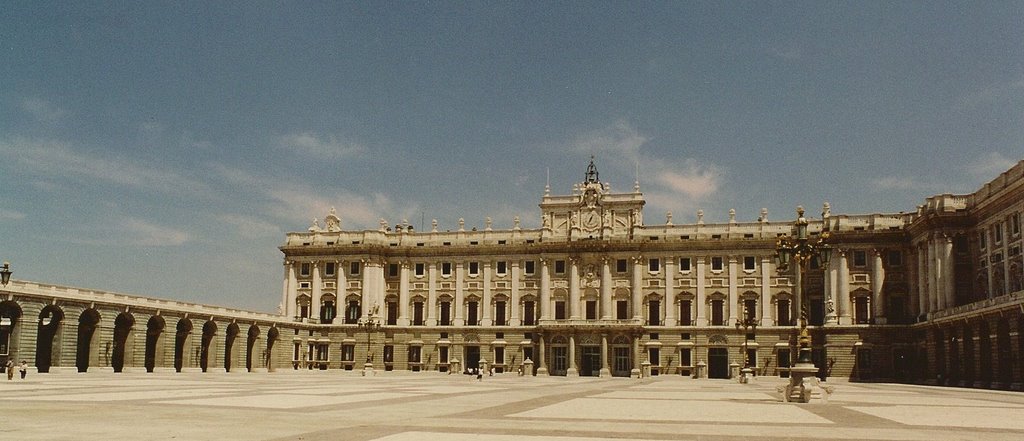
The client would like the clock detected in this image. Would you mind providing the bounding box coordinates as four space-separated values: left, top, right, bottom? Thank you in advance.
582 210 601 229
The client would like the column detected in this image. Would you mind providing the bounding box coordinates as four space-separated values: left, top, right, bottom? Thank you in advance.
398 262 410 326
427 263 437 325
872 250 886 324
287 262 298 319
932 237 944 310
600 258 613 320
727 256 738 325
455 261 465 326
632 257 643 320
540 259 551 321
337 260 347 319
569 259 580 320
664 256 676 326
482 261 492 326
943 236 955 307
696 256 707 326
760 256 773 327
631 335 641 378
599 333 611 377
838 251 851 325
567 334 578 376
282 262 293 318
537 334 548 376
312 261 322 322
510 261 521 326
825 257 838 325
917 244 928 317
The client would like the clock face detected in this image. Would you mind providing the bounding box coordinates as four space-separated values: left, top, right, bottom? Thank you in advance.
583 210 600 229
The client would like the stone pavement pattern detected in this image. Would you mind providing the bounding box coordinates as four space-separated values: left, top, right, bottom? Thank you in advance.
3 371 1023 441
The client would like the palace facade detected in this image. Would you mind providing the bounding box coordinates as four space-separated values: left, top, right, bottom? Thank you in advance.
1 159 1022 389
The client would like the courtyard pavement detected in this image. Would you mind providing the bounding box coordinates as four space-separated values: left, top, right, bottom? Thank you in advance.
2 370 1023 441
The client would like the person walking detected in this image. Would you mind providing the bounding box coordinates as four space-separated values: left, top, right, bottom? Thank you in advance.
5 359 13 381
19 360 27 379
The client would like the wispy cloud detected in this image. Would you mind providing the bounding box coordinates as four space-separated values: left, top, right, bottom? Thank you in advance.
21 98 65 122
0 209 26 220
967 152 1018 181
871 176 933 192
955 79 1024 109
121 217 191 246
569 120 648 160
0 137 212 196
278 132 366 160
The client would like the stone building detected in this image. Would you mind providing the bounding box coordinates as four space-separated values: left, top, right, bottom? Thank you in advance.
1 158 1022 390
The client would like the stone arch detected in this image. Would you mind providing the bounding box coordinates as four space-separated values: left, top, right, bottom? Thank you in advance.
224 322 240 372
266 327 280 372
35 305 64 373
246 324 260 372
75 308 101 373
112 312 135 373
0 301 23 366
200 320 217 372
144 315 165 373
174 318 193 372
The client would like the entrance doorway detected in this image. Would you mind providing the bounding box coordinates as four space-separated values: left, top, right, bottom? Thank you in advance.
551 346 568 376
580 346 601 376
464 346 480 371
708 347 729 379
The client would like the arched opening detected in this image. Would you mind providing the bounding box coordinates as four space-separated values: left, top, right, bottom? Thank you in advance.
112 312 135 373
200 320 217 372
610 335 632 377
266 327 280 372
1 301 24 370
35 305 64 373
75 308 101 373
320 294 336 324
246 325 260 372
224 323 239 372
144 315 165 373
174 319 193 372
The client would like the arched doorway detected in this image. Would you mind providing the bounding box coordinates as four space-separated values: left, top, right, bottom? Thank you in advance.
145 315 165 373
0 301 23 370
200 320 217 372
610 335 632 377
75 309 101 373
707 335 730 379
266 327 279 372
224 323 239 372
246 325 260 372
174 319 193 372
112 312 135 373
35 305 64 373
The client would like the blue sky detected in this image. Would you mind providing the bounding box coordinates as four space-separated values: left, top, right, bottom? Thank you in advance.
1 1 1021 313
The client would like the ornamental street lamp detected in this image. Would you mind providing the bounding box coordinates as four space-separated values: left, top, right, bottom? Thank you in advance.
1 262 11 286
359 304 383 373
774 206 832 365
735 306 758 383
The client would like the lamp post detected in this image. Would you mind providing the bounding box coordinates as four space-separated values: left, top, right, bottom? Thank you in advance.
735 307 758 383
1 262 11 286
775 206 832 365
359 305 382 375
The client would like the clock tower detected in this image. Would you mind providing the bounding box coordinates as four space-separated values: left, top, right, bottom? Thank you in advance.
539 157 645 241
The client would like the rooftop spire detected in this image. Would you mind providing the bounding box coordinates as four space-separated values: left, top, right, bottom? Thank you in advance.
585 155 599 183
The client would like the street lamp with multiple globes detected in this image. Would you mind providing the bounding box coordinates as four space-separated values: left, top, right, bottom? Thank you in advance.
775 206 832 365
1 262 11 286
735 306 758 382
359 304 383 373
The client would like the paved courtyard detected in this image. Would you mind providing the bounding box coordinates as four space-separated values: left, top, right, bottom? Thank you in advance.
2 370 1023 441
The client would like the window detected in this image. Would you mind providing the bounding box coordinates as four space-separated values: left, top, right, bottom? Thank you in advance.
324 262 336 276
680 348 692 368
413 302 424 325
388 263 399 277
617 259 628 273
888 250 902 267
648 348 660 367
341 344 354 362
743 256 756 271
555 301 566 320
711 299 724 325
524 260 535 275
679 257 691 272
1011 213 1021 236
440 302 451 326
386 301 397 325
439 346 449 364
345 301 360 324
648 300 660 326
979 230 987 249
616 300 628 319
743 298 757 321
383 345 394 364
585 300 597 320
467 301 478 325
554 260 566 274
496 261 507 275
408 346 421 364
441 262 452 276
711 257 723 271
523 301 536 325
300 263 311 276
495 301 507 326
679 300 692 326
649 258 660 273
469 261 479 276
994 222 1004 244
415 263 425 277
494 346 505 364
349 262 360 276
853 250 867 267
